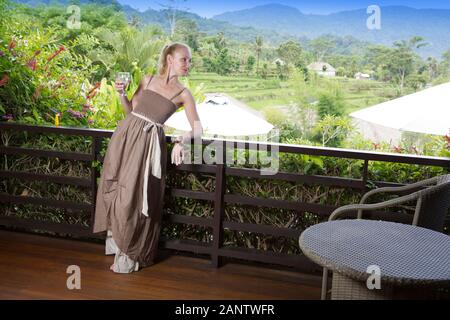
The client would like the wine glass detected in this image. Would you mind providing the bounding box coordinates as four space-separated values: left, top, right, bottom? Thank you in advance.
115 72 131 87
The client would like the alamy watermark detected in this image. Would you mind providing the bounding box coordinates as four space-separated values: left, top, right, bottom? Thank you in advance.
66 265 81 290
367 5 381 30
366 265 381 290
178 121 280 175
67 5 81 30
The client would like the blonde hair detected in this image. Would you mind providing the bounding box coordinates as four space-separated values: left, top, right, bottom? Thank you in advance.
158 42 190 75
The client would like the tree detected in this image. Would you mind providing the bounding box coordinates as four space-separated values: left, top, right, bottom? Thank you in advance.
313 115 352 147
259 62 269 79
276 40 303 66
201 35 239 75
328 55 361 78
214 32 227 50
254 36 263 75
439 49 450 78
364 45 392 81
310 37 334 61
275 60 289 80
174 19 199 51
387 36 428 94
336 67 346 77
94 25 165 77
406 73 428 91
388 51 413 94
28 4 128 44
129 15 142 29
203 48 239 75
158 0 189 37
316 91 345 118
367 37 428 94
426 57 439 81
443 49 450 65
245 55 255 74
398 37 428 53
443 49 450 62
216 47 239 75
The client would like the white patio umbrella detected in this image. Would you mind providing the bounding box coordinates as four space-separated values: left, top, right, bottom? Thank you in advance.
350 82 450 142
165 94 274 137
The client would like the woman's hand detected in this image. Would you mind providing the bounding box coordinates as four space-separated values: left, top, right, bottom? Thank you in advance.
171 142 184 166
114 80 126 96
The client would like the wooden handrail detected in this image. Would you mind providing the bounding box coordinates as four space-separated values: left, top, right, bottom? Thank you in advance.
1 121 449 272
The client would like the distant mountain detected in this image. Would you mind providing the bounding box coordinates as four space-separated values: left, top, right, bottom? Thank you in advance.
12 0 294 45
11 1 450 57
214 4 450 58
13 0 121 7
214 3 308 33
120 4 294 45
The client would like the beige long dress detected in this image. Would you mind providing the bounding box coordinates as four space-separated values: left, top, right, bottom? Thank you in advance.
93 75 184 272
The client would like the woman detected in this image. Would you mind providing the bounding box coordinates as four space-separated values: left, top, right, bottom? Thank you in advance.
93 42 203 273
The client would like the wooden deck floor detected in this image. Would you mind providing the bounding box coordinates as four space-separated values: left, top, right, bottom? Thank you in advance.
0 230 321 300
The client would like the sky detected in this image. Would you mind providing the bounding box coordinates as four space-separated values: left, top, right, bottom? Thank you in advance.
116 0 450 17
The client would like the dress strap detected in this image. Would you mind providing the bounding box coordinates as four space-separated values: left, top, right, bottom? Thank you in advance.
170 87 186 101
145 75 153 89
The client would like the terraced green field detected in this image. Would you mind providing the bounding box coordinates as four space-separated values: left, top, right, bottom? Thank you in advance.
188 72 399 115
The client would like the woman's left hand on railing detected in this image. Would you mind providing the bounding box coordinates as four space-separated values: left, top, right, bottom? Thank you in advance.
171 142 184 166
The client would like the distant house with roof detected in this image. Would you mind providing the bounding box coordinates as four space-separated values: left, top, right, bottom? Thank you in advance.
307 62 336 77
355 72 371 80
273 58 285 66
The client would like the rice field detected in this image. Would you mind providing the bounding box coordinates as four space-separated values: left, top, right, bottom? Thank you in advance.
188 72 399 115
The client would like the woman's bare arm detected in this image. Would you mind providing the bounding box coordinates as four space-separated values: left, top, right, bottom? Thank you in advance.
119 77 145 115
177 89 203 143
119 94 133 115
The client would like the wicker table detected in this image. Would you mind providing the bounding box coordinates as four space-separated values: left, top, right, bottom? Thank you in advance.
299 220 450 300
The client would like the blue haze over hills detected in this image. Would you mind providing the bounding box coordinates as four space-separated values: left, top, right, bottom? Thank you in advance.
11 0 450 58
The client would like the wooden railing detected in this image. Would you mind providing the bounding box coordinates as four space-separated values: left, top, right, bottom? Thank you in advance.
1 121 449 274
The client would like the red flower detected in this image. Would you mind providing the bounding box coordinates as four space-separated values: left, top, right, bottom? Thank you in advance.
8 40 16 51
46 45 65 62
88 82 101 94
68 109 84 119
445 134 450 150
0 74 9 87
33 50 41 57
27 58 37 71
393 146 404 153
87 82 101 100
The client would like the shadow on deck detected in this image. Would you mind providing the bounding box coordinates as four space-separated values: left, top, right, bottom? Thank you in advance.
0 230 321 300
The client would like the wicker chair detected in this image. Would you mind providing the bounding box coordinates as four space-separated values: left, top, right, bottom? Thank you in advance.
320 174 450 300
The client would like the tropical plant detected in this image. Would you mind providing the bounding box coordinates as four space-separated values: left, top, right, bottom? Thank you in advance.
312 115 353 147
0 19 98 127
92 25 166 79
